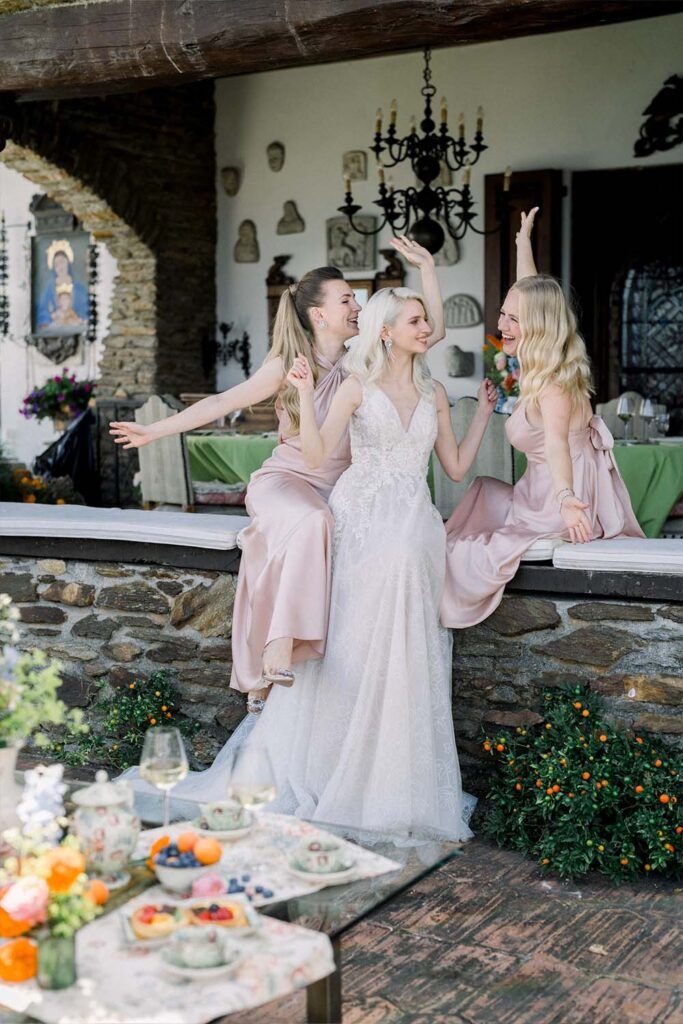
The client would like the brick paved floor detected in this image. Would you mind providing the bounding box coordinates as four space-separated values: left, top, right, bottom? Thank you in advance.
226 835 683 1024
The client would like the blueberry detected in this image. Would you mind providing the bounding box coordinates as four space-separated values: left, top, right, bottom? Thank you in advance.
254 885 263 893
228 878 237 885
241 874 251 882
235 885 245 893
262 889 273 898
166 844 179 856
155 853 167 865
209 903 220 913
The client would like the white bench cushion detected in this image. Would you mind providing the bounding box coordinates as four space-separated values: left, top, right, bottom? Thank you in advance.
553 537 683 574
520 538 565 562
0 503 249 551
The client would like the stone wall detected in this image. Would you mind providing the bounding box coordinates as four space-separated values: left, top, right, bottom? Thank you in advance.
2 82 217 504
453 594 683 793
2 555 681 789
1 556 243 768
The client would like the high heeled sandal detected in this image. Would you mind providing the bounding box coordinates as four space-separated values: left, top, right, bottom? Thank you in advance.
262 668 295 687
246 696 267 715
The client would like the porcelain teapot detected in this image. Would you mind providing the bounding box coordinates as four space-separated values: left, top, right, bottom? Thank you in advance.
71 770 140 889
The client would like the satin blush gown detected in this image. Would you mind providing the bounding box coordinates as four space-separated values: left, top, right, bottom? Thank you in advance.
230 353 350 692
440 401 644 628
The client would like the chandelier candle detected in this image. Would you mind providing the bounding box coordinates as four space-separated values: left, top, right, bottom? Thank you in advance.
338 47 494 254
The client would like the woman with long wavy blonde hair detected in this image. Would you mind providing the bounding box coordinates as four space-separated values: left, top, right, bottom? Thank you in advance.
441 210 643 629
111 237 447 713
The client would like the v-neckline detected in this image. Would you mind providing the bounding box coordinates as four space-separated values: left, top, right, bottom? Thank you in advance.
376 386 422 434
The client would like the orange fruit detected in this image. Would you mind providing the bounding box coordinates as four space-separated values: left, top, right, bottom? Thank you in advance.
147 834 170 871
495 744 504 753
514 783 522 791
582 772 591 781
535 779 543 788
546 787 554 796
676 826 683 835
654 760 662 768
582 710 590 718
620 858 629 866
552 784 560 793
659 794 670 804
194 838 222 865
599 735 607 742
634 785 644 794
177 831 198 853
86 879 109 906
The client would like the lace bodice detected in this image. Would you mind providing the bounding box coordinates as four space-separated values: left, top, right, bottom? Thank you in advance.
329 383 440 548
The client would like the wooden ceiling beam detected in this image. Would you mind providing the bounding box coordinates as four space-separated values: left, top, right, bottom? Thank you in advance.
0 0 680 101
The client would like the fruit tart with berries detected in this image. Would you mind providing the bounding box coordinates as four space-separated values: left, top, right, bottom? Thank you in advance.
189 899 251 929
130 903 191 940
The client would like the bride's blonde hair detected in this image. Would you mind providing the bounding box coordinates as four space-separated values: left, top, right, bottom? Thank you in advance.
267 267 345 430
514 275 594 409
343 287 434 399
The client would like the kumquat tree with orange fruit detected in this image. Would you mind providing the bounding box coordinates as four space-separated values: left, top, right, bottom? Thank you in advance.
482 685 682 882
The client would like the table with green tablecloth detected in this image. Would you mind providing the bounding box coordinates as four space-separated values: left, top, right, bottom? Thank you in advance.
515 441 683 538
186 431 279 485
187 431 683 539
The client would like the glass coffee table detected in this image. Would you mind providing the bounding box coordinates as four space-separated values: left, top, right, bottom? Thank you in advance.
257 821 463 1023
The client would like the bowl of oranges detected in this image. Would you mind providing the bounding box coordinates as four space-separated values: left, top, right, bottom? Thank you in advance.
151 831 223 895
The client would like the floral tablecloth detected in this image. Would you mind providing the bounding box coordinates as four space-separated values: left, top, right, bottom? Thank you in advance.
0 814 401 1024
136 813 402 907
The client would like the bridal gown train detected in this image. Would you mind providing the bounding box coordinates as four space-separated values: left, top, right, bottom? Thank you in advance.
134 383 474 841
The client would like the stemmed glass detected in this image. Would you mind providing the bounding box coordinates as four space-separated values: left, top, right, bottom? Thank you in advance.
655 410 670 438
616 395 635 442
638 398 655 443
227 741 277 873
139 726 189 828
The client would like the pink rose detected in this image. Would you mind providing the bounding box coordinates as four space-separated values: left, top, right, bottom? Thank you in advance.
191 874 227 898
511 367 520 381
1 877 49 925
494 352 507 372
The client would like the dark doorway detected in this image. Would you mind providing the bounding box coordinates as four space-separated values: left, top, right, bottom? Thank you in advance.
571 165 683 431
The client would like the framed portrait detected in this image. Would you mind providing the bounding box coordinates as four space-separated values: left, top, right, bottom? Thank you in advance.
31 232 90 338
326 215 377 272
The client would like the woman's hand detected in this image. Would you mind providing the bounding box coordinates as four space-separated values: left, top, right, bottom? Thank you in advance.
286 355 314 393
560 495 592 544
477 378 499 417
389 235 434 270
109 422 154 450
516 207 538 245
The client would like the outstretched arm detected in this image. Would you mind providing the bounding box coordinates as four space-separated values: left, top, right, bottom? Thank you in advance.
287 356 361 468
110 357 284 449
515 207 539 280
433 380 498 481
389 236 445 347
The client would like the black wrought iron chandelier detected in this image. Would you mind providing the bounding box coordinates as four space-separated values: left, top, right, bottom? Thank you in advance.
338 48 508 254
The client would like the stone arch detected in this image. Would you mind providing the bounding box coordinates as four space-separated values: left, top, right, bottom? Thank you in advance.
2 140 157 398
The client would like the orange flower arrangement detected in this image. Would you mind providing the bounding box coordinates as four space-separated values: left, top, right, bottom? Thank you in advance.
0 937 38 983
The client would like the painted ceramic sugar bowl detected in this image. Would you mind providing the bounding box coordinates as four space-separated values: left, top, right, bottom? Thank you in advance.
71 770 140 889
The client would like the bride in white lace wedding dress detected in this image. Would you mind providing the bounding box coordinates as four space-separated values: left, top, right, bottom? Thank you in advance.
128 287 496 841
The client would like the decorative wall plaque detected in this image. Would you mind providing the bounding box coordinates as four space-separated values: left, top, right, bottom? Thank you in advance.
277 200 305 235
234 219 260 263
266 141 285 172
220 166 242 196
444 293 483 328
447 344 475 377
326 215 377 271
342 150 367 182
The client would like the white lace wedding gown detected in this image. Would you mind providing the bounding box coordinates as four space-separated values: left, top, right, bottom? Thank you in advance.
128 383 474 841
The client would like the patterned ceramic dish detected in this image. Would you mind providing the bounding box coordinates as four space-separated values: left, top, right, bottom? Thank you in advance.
191 817 253 842
290 838 356 874
160 926 242 979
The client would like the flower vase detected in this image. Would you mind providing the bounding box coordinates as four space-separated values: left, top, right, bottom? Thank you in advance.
0 744 23 837
37 933 77 990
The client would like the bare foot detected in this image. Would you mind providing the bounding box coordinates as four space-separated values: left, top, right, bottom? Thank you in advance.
262 637 294 678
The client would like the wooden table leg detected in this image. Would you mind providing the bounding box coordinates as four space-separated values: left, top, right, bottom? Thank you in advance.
306 938 341 1023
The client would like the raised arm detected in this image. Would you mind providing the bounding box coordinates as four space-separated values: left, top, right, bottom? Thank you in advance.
286 356 361 468
389 236 445 347
538 385 592 544
515 207 539 281
110 357 284 449
433 380 498 481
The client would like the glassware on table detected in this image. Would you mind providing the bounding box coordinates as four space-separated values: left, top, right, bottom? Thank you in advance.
139 726 189 828
228 740 277 813
638 398 655 443
616 394 635 442
655 410 670 438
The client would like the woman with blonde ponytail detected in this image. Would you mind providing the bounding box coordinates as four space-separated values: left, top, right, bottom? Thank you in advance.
441 209 643 629
110 237 447 714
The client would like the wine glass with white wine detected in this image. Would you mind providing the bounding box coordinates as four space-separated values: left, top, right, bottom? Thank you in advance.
228 740 277 813
655 410 670 439
139 726 189 828
638 398 655 443
616 394 635 442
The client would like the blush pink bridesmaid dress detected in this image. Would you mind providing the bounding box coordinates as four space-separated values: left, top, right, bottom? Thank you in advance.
230 353 350 693
440 402 644 629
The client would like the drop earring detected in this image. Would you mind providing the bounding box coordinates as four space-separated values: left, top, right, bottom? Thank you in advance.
384 336 393 354
318 319 327 329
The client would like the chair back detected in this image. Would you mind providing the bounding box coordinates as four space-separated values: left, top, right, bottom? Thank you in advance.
432 396 514 518
135 396 194 508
